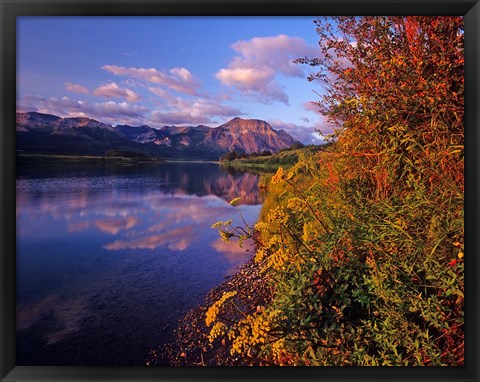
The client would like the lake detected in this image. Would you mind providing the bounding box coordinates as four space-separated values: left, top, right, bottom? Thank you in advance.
16 161 263 366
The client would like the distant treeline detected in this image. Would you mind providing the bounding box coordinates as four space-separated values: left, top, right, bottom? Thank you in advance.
17 150 165 163
220 143 329 168
104 149 163 161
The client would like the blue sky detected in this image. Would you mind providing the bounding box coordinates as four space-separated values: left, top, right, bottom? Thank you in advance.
17 17 332 144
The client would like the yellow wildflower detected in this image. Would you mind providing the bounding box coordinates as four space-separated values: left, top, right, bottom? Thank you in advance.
271 167 285 184
229 197 241 206
208 322 228 343
205 291 237 327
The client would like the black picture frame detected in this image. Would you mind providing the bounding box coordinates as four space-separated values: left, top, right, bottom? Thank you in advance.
1 1 478 381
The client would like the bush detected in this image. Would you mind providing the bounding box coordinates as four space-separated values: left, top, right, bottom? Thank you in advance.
208 16 463 366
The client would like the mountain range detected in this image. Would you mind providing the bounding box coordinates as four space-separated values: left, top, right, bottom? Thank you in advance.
16 112 301 160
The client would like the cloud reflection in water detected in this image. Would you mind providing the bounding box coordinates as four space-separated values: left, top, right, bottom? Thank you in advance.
104 225 195 251
16 163 262 364
95 216 140 235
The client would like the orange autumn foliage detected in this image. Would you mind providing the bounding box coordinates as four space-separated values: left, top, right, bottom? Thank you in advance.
209 17 464 366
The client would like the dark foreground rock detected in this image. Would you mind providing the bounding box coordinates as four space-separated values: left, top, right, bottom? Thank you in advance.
147 257 271 366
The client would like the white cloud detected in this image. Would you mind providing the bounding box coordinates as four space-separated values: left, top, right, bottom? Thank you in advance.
268 119 333 144
147 86 177 102
92 101 148 119
216 34 318 104
102 64 200 95
150 96 242 125
18 94 148 125
230 34 312 77
93 82 141 103
18 91 242 127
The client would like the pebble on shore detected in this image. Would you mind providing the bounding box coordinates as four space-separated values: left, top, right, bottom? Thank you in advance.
147 256 271 366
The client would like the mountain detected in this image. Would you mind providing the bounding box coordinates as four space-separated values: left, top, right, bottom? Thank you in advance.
16 112 164 158
16 112 301 160
202 117 298 154
114 124 157 144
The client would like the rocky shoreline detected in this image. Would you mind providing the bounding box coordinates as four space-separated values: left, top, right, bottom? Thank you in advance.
147 256 271 366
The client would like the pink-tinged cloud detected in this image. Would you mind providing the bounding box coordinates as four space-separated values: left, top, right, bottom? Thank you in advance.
102 64 200 95
93 82 141 103
216 34 318 104
65 82 89 94
216 67 274 88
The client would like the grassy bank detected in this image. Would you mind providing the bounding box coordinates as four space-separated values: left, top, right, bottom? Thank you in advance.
206 144 463 366
221 162 280 173
220 145 325 171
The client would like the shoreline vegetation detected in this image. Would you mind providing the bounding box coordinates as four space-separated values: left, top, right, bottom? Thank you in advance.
219 144 326 172
16 145 320 169
16 152 165 164
16 152 221 165
153 16 464 366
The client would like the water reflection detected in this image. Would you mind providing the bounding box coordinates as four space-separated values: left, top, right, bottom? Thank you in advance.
95 216 140 235
17 294 90 346
16 162 262 365
104 225 196 251
17 162 263 205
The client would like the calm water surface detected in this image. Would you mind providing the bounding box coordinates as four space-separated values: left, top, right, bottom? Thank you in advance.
16 162 262 365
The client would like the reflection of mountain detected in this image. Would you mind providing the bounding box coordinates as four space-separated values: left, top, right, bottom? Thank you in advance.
138 164 263 205
203 172 263 205
17 162 263 205
16 112 300 160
